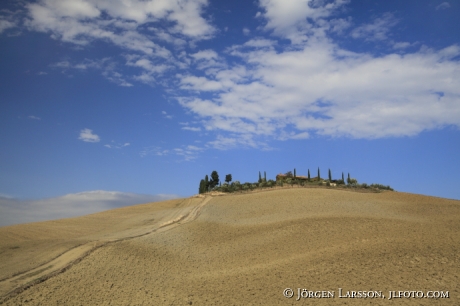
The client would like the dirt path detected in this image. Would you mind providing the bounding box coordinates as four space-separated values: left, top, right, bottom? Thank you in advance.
0 195 212 302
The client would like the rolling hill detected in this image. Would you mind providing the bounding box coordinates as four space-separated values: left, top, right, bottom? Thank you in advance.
1 188 459 305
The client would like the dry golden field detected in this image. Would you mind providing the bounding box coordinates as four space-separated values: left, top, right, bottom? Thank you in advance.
1 188 459 305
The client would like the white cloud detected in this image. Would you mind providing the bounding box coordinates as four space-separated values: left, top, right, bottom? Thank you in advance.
102 70 133 87
327 17 352 34
128 58 169 74
78 128 100 143
161 111 173 119
0 18 16 33
140 146 169 157
178 37 460 140
393 41 412 50
191 49 218 60
104 142 130 149
148 27 187 46
205 134 271 151
0 191 180 227
170 1 460 142
0 0 215 86
242 38 276 48
51 58 134 86
23 0 215 52
182 126 201 132
436 2 450 10
258 0 349 43
350 12 398 41
242 27 250 35
28 115 41 120
179 75 224 91
140 144 202 161
125 55 171 84
278 131 310 140
186 145 202 151
4 0 460 148
189 49 226 71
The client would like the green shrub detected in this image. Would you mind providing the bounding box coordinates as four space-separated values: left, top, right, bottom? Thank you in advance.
370 183 394 191
231 181 241 191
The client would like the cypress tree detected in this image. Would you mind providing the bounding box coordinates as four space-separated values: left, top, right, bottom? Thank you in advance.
308 169 310 181
199 179 205 194
205 175 209 191
318 167 320 180
258 171 262 183
210 171 219 189
264 171 267 182
328 169 332 181
294 168 296 178
342 172 344 182
347 173 350 185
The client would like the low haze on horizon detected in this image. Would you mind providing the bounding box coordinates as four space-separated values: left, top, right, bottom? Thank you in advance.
1 0 459 226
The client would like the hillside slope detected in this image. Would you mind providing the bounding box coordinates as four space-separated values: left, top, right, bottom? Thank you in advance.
1 188 459 305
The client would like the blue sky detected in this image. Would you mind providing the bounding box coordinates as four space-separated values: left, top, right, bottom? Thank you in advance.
1 0 459 226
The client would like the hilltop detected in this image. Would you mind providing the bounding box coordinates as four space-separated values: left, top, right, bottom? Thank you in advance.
1 188 459 305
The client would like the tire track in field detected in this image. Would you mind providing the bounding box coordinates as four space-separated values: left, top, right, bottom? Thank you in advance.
0 196 212 304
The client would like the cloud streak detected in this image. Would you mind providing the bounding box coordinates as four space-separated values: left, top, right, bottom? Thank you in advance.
0 191 180 227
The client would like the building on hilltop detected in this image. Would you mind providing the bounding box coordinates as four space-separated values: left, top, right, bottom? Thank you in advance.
276 173 320 182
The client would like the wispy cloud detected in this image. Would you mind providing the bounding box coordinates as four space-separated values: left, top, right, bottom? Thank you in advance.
0 8 22 35
140 144 205 161
393 41 412 50
436 2 450 10
0 191 180 227
182 126 201 132
78 128 100 143
104 142 130 149
28 115 41 120
52 58 133 87
350 12 398 41
162 111 173 119
0 18 16 33
140 146 169 158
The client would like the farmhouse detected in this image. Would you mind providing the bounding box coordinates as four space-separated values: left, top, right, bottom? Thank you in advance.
276 174 320 182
